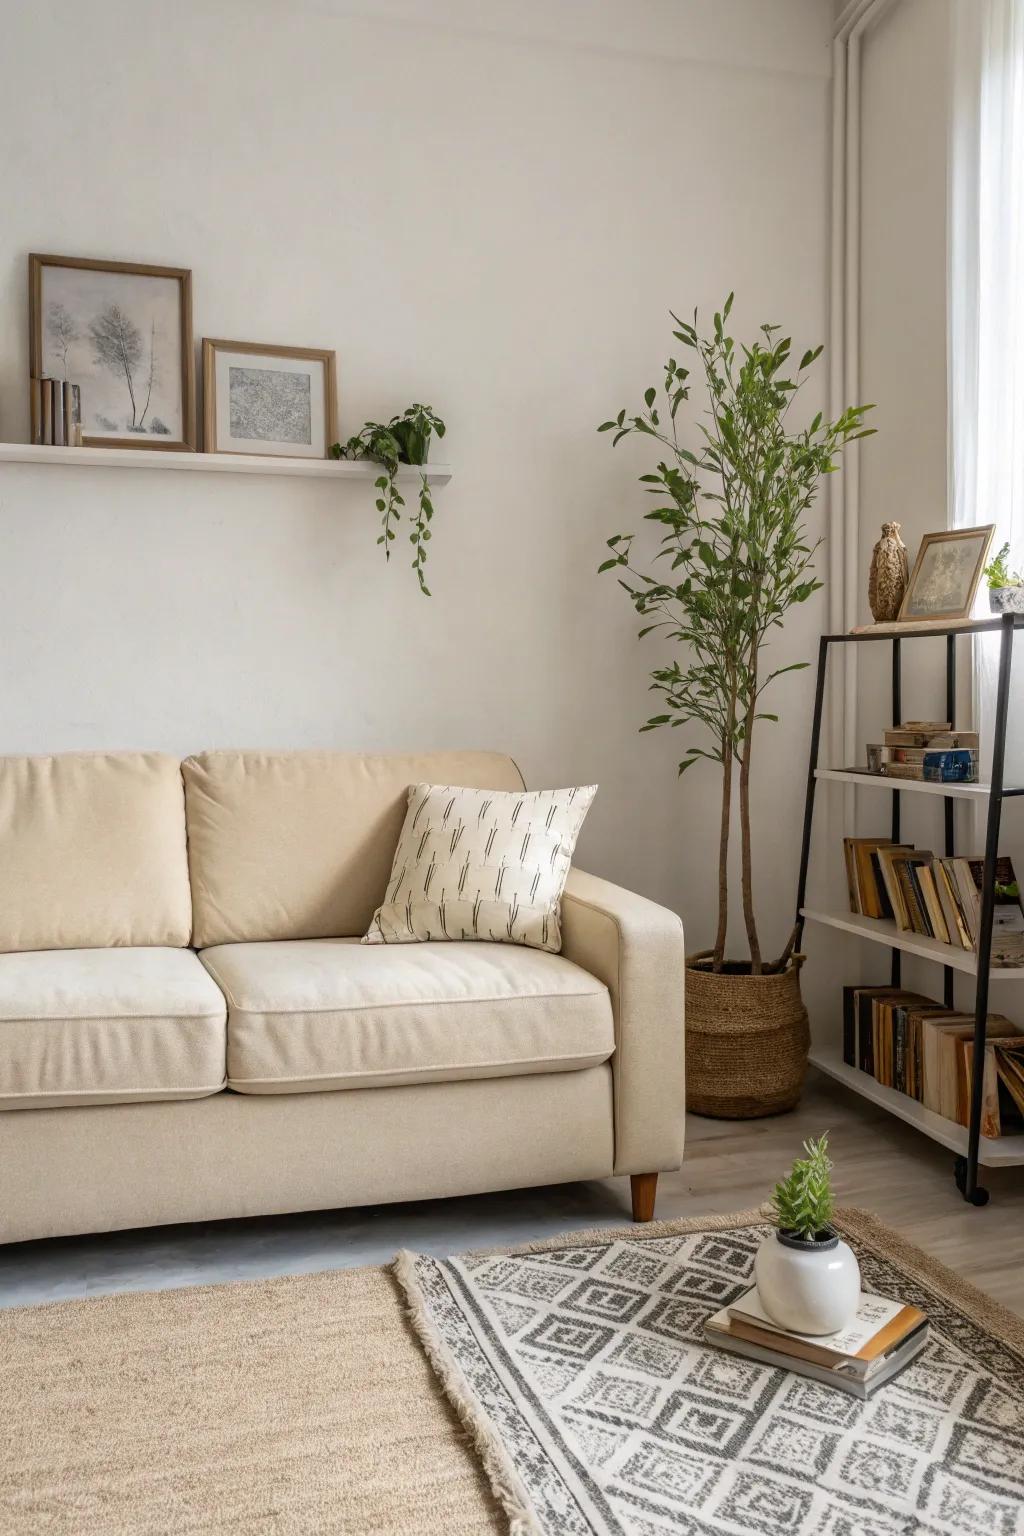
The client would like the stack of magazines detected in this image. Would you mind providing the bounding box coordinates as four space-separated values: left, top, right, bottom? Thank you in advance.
704 1286 929 1399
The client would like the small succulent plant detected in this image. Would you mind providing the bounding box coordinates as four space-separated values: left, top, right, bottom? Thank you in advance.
983 542 1024 590
769 1134 836 1241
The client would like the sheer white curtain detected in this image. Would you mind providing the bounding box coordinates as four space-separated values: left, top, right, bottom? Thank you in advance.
949 0 1024 785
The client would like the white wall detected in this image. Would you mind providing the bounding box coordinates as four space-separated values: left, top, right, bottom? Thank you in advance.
0 0 831 954
857 0 952 756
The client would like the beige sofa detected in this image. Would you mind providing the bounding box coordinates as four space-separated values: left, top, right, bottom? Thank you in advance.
0 749 686 1245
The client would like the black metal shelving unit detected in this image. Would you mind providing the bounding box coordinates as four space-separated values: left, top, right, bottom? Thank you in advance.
793 611 1024 1205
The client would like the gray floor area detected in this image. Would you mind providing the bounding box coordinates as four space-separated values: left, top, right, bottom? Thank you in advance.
3 1070 1023 1313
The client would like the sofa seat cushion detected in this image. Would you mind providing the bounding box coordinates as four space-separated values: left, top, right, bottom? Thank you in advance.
199 938 613 1094
0 948 227 1111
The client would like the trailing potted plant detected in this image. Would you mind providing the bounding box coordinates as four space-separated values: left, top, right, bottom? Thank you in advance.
598 296 872 1116
331 403 446 595
983 542 1024 614
754 1134 860 1336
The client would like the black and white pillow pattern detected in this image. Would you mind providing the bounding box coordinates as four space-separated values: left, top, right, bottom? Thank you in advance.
363 782 597 952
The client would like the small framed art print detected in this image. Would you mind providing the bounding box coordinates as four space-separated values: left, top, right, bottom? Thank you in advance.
898 525 995 622
30 252 195 450
202 339 337 458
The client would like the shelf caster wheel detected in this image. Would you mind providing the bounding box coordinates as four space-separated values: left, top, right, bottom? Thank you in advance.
953 1156 990 1206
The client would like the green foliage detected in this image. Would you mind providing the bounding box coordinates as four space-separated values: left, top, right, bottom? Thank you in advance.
598 296 873 967
769 1134 836 1241
983 542 1023 590
331 404 446 596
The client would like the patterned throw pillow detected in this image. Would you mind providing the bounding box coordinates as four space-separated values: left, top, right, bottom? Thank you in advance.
363 782 597 952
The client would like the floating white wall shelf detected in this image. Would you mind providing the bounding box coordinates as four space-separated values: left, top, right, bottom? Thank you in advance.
0 443 452 484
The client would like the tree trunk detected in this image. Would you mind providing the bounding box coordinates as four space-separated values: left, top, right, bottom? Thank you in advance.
738 734 761 974
713 736 732 970
739 632 762 974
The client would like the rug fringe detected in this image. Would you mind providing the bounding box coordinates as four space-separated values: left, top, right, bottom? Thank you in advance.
392 1249 543 1536
439 1205 772 1262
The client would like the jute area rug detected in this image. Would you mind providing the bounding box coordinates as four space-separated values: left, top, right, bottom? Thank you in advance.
0 1260 503 1535
396 1208 1024 1536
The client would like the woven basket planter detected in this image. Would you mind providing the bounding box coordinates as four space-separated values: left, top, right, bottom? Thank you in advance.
686 952 810 1119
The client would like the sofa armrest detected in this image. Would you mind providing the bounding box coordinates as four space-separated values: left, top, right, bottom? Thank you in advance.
559 868 685 1175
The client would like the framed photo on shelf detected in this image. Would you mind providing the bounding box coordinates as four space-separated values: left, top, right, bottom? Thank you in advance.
29 253 195 451
202 339 337 459
898 525 995 622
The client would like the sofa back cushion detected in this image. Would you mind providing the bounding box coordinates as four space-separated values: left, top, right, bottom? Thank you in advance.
0 752 192 952
182 750 526 946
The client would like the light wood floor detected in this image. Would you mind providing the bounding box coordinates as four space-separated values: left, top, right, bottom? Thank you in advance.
681 1071 1024 1315
1 1069 1022 1314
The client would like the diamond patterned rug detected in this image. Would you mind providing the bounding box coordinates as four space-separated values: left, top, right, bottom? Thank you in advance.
395 1210 1024 1535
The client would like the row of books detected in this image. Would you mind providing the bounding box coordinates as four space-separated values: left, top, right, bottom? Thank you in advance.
863 720 979 783
29 377 82 447
843 984 1024 1137
705 1283 928 1400
842 839 1024 964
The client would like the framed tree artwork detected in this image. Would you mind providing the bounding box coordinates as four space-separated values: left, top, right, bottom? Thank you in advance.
202 339 337 459
29 253 195 451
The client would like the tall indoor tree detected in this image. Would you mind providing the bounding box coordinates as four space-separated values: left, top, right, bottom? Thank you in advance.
599 296 872 976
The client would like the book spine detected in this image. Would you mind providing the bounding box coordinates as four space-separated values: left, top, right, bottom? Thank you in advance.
871 852 894 920
63 381 81 447
52 378 65 447
40 379 53 445
858 992 875 1075
895 861 927 935
857 845 884 919
842 986 857 1067
843 839 858 914
918 866 949 944
29 378 42 445
894 1008 907 1094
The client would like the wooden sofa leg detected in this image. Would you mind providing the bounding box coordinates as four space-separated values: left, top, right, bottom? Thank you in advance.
630 1173 658 1223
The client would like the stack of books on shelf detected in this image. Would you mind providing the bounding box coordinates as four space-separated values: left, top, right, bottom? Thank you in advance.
843 984 1024 1137
29 378 82 447
704 1285 929 1400
861 720 979 784
842 838 1024 964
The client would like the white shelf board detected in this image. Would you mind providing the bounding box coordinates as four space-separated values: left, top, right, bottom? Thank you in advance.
0 443 452 484
809 1045 1024 1165
800 906 1024 977
816 768 993 801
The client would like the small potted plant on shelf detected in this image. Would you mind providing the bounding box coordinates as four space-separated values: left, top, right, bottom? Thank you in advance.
331 404 446 595
754 1134 860 1335
598 296 872 1117
983 542 1024 615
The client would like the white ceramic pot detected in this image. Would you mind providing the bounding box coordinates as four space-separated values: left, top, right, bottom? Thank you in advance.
989 586 1024 614
754 1229 861 1336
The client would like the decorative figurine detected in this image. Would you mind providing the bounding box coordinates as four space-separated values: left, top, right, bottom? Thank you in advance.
869 521 909 622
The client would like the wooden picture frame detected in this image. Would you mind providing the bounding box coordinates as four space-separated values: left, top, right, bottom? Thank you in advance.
202 339 337 459
898 525 995 623
29 253 195 451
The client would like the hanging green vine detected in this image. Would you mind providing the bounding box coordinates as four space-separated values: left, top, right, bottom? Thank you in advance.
331 404 446 595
